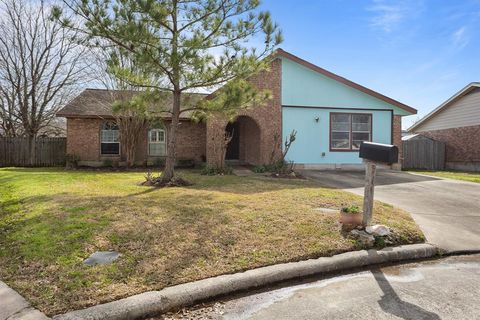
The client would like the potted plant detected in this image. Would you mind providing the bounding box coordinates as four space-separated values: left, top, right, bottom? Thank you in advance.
340 205 363 226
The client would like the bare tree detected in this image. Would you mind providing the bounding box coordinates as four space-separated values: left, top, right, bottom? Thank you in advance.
89 48 158 168
0 0 86 163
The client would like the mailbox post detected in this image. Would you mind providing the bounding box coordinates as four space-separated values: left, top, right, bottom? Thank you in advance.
359 142 399 227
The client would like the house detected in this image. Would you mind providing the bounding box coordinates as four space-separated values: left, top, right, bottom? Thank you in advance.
57 49 417 169
408 82 480 171
56 89 207 167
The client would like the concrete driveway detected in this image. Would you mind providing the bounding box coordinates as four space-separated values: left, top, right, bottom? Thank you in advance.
301 170 480 253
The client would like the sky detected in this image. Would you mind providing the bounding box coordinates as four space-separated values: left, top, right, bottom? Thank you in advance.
260 0 480 129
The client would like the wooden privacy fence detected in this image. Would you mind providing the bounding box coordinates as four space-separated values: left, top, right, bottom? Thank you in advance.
0 137 66 167
403 137 445 170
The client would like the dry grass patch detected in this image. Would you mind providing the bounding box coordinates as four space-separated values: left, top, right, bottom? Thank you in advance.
410 170 480 184
0 168 424 315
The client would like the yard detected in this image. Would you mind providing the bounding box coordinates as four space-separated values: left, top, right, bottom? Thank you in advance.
0 168 424 315
411 170 480 184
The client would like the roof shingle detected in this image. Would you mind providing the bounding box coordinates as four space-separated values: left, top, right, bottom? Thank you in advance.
56 88 207 119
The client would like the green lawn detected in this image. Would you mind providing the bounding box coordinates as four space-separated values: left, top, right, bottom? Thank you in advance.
0 168 424 315
411 170 480 184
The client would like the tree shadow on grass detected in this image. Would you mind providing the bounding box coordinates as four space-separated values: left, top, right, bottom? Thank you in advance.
0 167 333 195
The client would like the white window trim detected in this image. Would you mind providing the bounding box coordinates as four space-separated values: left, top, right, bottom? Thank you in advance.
330 113 372 151
148 129 167 156
100 124 120 155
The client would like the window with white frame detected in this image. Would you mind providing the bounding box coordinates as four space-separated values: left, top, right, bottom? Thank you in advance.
148 128 166 156
100 121 120 155
330 113 372 151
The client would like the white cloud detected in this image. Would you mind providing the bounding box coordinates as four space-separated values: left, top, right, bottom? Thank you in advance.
368 0 422 33
452 26 469 49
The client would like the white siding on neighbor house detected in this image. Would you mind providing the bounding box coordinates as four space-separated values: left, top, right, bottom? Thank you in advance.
414 88 480 132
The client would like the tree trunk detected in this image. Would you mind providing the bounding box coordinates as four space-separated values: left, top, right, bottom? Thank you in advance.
161 90 181 181
126 144 135 167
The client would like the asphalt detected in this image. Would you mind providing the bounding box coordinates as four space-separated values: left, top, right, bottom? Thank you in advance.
301 170 480 253
158 254 480 320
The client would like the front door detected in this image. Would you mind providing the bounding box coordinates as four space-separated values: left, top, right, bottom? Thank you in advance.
226 122 240 160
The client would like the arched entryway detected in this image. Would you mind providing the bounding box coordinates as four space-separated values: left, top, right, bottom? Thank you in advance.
225 115 261 165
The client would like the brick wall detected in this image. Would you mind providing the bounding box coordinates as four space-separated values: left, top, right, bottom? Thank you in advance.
169 120 206 162
66 117 206 166
206 58 283 166
66 118 102 161
420 124 480 171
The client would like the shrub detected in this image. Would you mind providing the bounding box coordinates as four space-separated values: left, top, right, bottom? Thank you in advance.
201 164 233 176
252 165 267 173
268 160 294 174
152 157 165 167
65 154 80 169
102 159 113 167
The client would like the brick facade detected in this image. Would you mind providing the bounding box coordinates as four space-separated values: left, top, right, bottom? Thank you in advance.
64 54 410 169
66 117 206 166
420 124 480 171
206 58 283 166
66 118 103 161
171 121 206 162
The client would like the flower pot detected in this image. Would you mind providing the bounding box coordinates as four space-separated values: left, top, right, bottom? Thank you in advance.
340 211 363 226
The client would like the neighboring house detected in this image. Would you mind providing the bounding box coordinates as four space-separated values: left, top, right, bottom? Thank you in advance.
408 82 480 171
57 49 416 168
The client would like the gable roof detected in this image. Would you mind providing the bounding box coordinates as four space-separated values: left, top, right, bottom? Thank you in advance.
56 88 207 119
408 82 480 132
59 50 416 119
273 49 417 115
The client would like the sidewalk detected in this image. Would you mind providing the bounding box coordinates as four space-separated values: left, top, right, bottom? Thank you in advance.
0 281 49 320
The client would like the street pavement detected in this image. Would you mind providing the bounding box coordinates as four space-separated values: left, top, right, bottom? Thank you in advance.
157 254 480 320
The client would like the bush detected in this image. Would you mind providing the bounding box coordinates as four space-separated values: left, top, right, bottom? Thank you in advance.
252 165 267 173
102 159 113 167
201 164 233 176
152 157 165 167
65 154 80 169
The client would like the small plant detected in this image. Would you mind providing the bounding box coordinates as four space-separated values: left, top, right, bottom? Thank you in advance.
102 159 113 167
341 205 361 214
201 164 233 176
152 157 165 167
144 170 161 183
266 130 297 176
374 235 386 248
65 153 80 169
143 170 192 187
270 159 294 175
252 165 267 173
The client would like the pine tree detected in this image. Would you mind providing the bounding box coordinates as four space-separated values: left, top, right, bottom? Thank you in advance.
57 0 282 182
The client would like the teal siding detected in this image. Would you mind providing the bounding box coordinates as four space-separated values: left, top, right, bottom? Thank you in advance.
281 57 410 116
282 107 392 164
280 56 404 165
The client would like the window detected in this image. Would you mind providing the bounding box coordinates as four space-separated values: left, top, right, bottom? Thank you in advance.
330 113 371 151
101 121 119 155
148 129 166 156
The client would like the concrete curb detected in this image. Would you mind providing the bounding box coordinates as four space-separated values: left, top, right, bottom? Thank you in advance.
0 281 50 320
53 243 438 320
